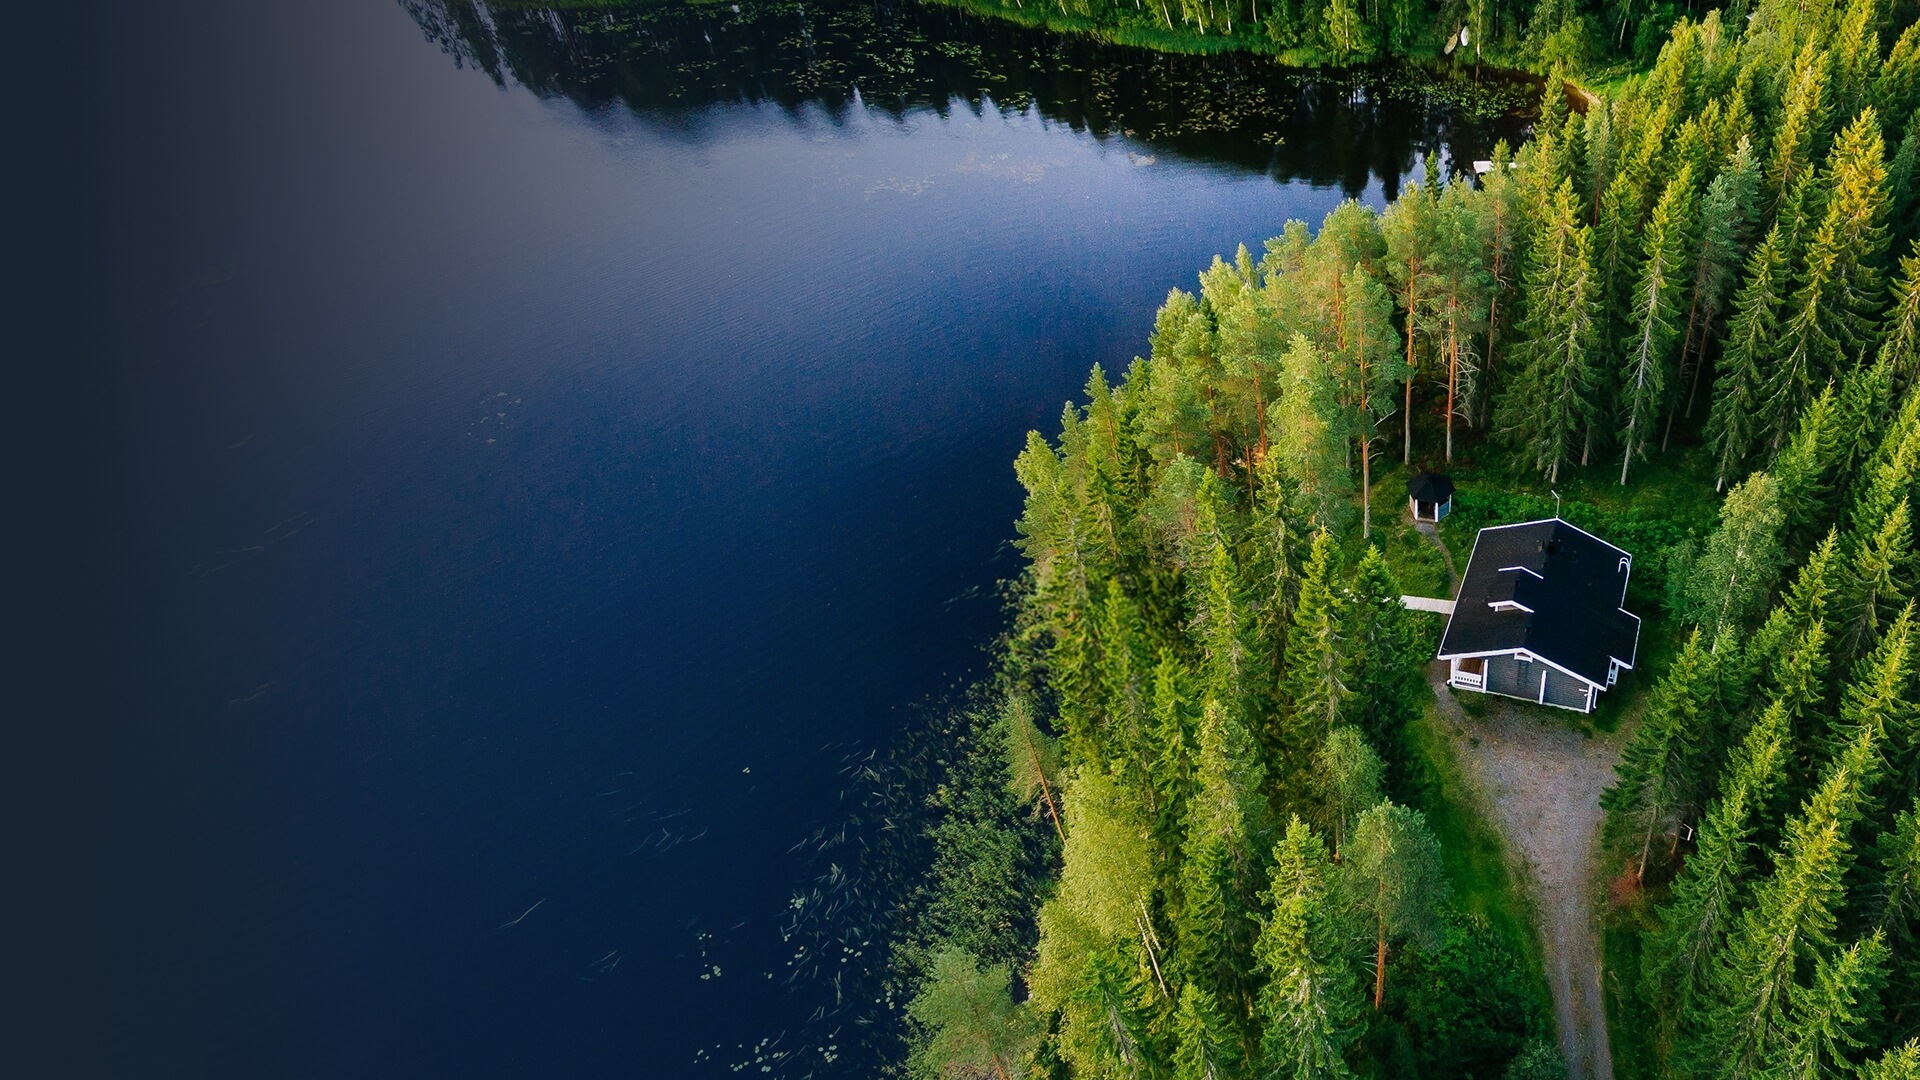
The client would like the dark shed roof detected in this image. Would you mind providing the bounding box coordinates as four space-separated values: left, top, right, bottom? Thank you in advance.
1437 518 1639 686
1407 471 1455 501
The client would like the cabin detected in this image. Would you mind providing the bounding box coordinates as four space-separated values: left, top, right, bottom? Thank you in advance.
1436 518 1640 714
1407 471 1454 522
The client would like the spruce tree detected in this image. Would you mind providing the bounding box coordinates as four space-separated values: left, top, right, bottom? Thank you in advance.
1771 384 1842 546
1497 181 1600 481
1195 538 1262 727
1619 165 1697 484
1607 629 1719 881
1674 472 1788 642
1706 226 1789 489
1254 817 1360 1078
1860 1042 1920 1080
1340 547 1424 795
1835 499 1916 669
1171 983 1242 1080
1644 698 1791 1037
1691 731 1877 1076
1765 44 1832 211
1763 932 1890 1079
1247 451 1305 694
1769 111 1891 441
1099 584 1159 798
1871 802 1920 937
1150 650 1197 853
1675 138 1760 432
1278 531 1347 775
1878 246 1920 383
1176 700 1273 1010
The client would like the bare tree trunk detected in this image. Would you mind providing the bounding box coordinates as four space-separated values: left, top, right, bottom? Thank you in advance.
1445 326 1457 462
1374 894 1389 1008
1403 291 1418 463
1031 746 1066 844
1361 431 1372 539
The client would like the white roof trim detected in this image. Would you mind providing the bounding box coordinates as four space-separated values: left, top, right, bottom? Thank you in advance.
1434 646 1610 689
1475 516 1632 559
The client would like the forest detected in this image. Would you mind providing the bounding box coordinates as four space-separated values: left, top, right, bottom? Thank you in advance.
893 0 1920 1076
932 0 1920 70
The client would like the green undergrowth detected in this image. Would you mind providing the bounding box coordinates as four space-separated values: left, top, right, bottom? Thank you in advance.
1601 907 1661 1080
1405 701 1552 1015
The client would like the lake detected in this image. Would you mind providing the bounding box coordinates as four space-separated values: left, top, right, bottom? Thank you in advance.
65 0 1530 1075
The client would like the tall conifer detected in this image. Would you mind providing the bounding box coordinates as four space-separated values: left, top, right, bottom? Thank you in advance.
1254 818 1359 1078
1707 226 1789 489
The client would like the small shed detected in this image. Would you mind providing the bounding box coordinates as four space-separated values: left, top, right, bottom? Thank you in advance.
1408 472 1455 522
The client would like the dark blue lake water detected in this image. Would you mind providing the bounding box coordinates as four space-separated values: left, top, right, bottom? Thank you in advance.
67 1 1529 1075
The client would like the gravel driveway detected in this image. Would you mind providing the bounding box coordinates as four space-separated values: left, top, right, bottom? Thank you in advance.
1427 663 1626 1080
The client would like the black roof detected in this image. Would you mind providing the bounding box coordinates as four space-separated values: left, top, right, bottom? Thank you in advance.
1407 471 1455 501
1437 518 1639 686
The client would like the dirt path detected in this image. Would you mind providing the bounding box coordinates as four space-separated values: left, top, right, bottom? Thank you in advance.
1415 524 1624 1080
1413 520 1460 589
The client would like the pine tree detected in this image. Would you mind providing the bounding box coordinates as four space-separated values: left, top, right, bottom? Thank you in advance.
1001 695 1067 844
1433 177 1493 461
906 947 1042 1080
1478 140 1523 428
1382 176 1439 464
1315 726 1383 857
1254 817 1360 1078
1329 262 1401 537
1341 801 1448 1008
1277 334 1355 531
